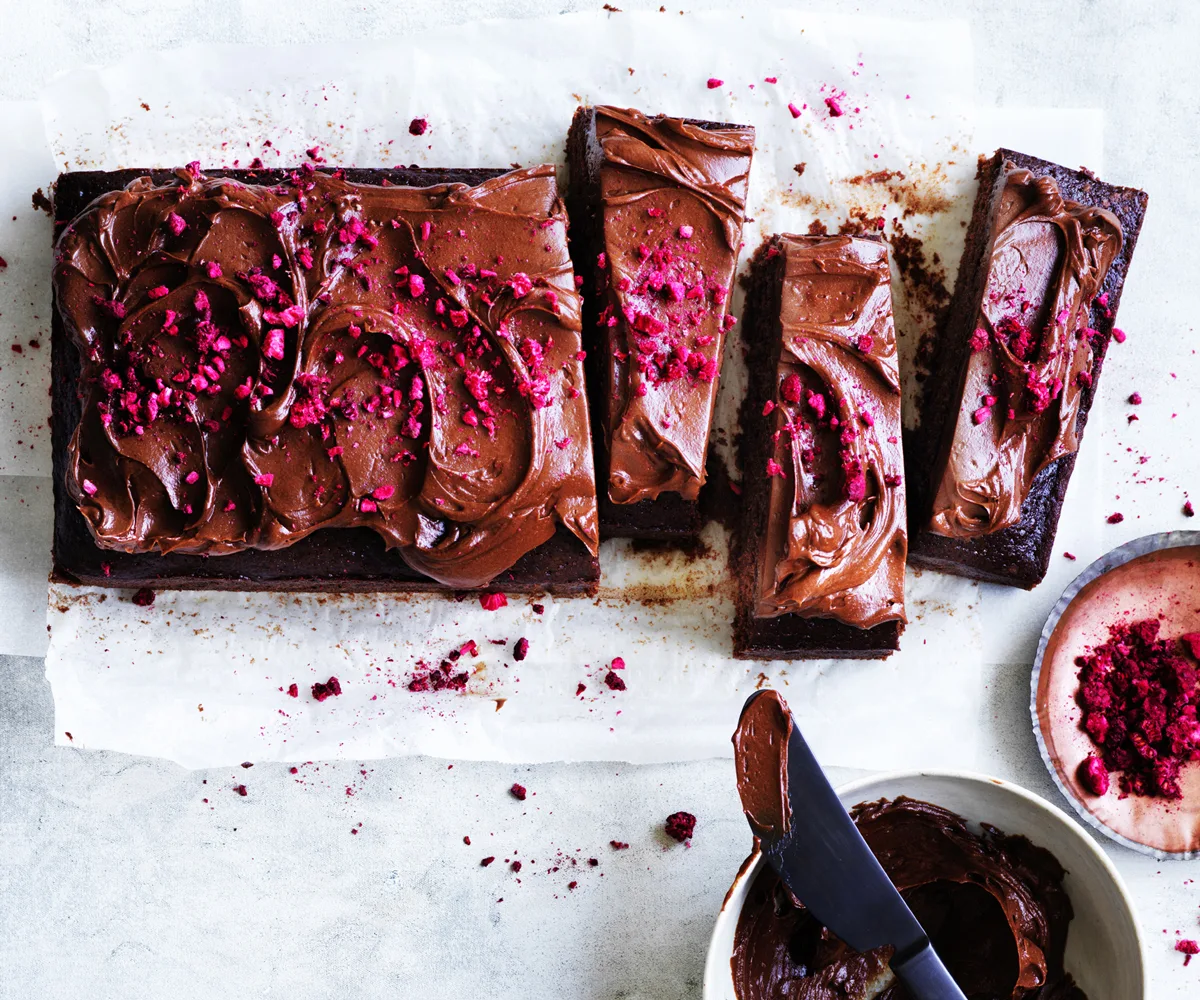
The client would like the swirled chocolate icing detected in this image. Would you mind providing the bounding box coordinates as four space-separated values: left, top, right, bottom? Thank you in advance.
732 689 792 837
754 236 906 629
592 106 754 504
929 165 1122 539
731 797 1086 1000
53 164 599 589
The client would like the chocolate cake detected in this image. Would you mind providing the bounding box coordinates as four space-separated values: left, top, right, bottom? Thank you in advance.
567 105 754 541
51 164 600 593
734 235 906 660
907 149 1148 588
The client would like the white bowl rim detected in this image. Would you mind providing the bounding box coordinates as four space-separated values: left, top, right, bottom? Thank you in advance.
702 768 1146 998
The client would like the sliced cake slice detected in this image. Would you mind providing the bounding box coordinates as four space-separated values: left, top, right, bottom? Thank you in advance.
907 149 1148 588
734 234 907 660
568 105 754 540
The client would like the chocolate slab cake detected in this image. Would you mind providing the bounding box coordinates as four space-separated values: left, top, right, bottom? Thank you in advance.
51 164 600 593
567 105 754 541
734 234 907 660
907 149 1148 588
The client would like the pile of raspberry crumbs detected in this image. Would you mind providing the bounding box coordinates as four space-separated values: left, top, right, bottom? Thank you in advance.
1074 620 1200 799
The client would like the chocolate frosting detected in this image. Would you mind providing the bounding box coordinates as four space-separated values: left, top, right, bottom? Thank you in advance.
733 690 793 837
54 164 599 589
755 236 906 629
731 797 1085 1000
593 106 754 503
929 165 1122 539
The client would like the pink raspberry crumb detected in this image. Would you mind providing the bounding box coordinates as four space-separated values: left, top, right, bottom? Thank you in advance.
480 592 508 611
706 78 723 89
510 783 527 801
665 811 696 843
1077 755 1110 796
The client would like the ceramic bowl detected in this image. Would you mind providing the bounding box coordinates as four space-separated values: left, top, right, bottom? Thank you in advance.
703 770 1145 1000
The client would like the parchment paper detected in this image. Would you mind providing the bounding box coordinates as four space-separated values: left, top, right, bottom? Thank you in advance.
34 11 1100 769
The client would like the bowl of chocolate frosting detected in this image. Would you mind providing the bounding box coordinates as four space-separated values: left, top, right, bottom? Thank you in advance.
704 770 1144 1000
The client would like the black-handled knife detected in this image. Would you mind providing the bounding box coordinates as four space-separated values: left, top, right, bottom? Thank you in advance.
733 690 967 1000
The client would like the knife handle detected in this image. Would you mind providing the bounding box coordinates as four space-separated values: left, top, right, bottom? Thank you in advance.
891 943 968 1000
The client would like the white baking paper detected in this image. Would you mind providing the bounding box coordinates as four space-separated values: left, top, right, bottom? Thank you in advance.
34 11 1102 769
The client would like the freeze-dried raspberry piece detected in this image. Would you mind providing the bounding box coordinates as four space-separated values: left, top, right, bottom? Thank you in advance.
510 783 527 801
311 677 342 702
664 811 696 843
132 588 155 607
1077 755 1109 796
